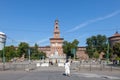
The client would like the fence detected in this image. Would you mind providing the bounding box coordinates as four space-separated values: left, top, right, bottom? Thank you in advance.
71 60 120 72
0 62 36 71
0 60 120 72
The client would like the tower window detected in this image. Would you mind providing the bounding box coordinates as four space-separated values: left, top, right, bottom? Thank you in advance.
56 23 58 25
56 26 58 29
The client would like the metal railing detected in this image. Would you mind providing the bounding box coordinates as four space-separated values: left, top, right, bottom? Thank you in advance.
70 60 120 72
0 60 120 72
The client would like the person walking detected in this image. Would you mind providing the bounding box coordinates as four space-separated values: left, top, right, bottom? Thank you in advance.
64 59 70 76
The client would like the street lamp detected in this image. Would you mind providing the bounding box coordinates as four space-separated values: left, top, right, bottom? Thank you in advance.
106 39 110 63
3 43 5 70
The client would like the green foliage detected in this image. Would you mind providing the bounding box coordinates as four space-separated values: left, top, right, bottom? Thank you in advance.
30 44 46 60
115 57 120 60
63 39 79 58
86 34 107 58
63 41 71 57
93 51 99 59
113 42 120 57
31 51 46 60
4 45 17 61
0 42 47 61
17 42 29 58
0 50 3 62
0 50 3 58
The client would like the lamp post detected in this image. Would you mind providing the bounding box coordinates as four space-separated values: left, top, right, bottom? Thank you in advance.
106 39 109 64
3 43 5 70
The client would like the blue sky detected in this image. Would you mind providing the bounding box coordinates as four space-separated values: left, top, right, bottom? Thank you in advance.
0 0 120 46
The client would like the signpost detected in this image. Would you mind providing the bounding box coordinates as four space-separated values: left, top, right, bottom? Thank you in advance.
106 39 109 64
71 48 76 60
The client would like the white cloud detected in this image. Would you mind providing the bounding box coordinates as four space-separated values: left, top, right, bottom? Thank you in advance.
78 34 89 39
36 36 52 45
37 39 48 44
67 10 120 33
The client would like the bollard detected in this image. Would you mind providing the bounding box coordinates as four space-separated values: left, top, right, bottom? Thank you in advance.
90 63 91 71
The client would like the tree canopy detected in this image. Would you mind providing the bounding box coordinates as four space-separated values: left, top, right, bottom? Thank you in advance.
30 43 46 60
1 42 46 62
86 34 108 58
113 42 120 58
2 45 17 61
17 42 29 58
63 39 79 59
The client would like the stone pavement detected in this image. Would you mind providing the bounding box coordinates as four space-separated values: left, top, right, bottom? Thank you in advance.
0 67 120 80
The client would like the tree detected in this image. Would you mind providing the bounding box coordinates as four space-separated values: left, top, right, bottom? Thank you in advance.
33 43 39 54
17 42 29 58
0 50 2 61
31 43 46 60
113 42 120 57
93 51 99 59
4 45 17 61
63 41 72 58
63 39 79 58
32 52 46 60
86 34 107 58
71 39 79 49
86 38 94 58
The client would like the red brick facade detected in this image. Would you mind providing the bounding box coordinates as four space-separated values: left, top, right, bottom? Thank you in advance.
76 47 88 60
38 20 88 59
109 31 120 47
49 20 64 57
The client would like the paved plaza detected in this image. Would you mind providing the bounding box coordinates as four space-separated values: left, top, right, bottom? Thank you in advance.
0 66 120 80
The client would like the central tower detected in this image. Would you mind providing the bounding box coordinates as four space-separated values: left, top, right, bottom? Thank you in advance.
54 19 60 38
50 20 64 57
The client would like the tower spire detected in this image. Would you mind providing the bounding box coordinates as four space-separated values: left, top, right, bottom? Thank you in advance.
50 19 64 57
54 19 60 38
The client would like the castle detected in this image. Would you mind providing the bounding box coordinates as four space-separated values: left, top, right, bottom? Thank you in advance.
38 20 88 60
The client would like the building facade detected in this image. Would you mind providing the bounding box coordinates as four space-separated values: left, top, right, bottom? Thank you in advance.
38 20 87 59
109 31 120 47
76 47 88 60
50 20 64 57
0 32 6 50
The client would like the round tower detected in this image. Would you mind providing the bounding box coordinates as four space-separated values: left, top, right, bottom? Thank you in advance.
109 31 120 47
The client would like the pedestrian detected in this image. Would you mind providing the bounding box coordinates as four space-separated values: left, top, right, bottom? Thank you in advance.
64 59 70 76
